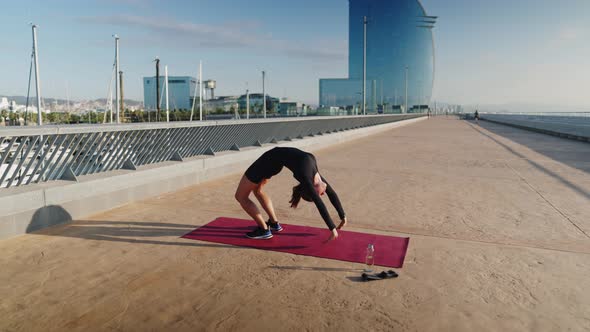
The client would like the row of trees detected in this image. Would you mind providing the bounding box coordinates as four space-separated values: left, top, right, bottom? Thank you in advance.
1 109 102 125
0 107 281 125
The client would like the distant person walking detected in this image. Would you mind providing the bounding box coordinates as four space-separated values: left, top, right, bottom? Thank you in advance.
235 147 347 241
474 110 480 122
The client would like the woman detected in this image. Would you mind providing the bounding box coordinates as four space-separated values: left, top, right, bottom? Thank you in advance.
235 147 347 240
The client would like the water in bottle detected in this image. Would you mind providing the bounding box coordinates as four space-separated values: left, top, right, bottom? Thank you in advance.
365 244 375 272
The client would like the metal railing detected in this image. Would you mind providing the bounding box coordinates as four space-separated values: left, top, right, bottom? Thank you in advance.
0 114 422 189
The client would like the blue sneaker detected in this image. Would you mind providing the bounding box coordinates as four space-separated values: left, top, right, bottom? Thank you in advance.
246 227 273 239
266 219 283 232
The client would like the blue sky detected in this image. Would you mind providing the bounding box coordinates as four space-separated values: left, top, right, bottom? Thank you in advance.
2 0 589 109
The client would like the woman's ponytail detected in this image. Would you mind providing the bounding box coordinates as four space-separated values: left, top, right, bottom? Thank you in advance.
290 184 303 208
290 184 312 208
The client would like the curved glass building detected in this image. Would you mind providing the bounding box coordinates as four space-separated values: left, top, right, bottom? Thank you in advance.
320 0 436 113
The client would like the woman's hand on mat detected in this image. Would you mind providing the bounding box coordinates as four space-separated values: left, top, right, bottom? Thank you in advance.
327 228 339 242
337 217 347 230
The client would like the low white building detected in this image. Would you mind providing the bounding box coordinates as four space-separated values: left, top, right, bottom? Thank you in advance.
12 105 49 114
0 97 9 110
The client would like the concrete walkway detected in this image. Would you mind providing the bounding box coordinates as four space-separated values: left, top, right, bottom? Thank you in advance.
1 117 589 332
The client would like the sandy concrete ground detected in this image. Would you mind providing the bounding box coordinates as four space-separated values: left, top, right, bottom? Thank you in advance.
1 117 589 332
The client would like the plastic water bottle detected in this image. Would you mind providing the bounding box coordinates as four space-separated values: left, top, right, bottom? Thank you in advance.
365 244 375 272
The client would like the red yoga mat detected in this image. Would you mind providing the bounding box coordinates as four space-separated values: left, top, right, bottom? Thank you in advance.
182 217 410 268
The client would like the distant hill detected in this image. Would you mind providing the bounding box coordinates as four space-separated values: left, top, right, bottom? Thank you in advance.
92 98 143 107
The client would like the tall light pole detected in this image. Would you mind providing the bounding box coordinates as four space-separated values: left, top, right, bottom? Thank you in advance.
380 80 383 109
190 67 198 122
199 60 203 121
119 70 124 120
165 65 169 122
405 66 409 114
154 57 160 121
114 34 120 123
246 83 250 120
372 80 377 114
32 24 42 125
362 16 368 116
262 70 266 118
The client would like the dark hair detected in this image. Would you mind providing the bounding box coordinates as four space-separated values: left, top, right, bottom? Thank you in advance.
289 184 313 208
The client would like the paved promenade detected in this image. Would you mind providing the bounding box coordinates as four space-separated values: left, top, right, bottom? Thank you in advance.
1 117 589 331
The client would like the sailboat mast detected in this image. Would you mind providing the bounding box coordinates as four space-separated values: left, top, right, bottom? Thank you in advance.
32 24 42 125
165 65 169 122
199 60 203 121
114 34 120 124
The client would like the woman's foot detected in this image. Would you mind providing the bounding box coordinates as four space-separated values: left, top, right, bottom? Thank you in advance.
337 217 347 230
266 219 283 232
246 227 273 239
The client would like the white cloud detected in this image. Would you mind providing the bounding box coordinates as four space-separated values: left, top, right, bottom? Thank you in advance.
80 15 347 61
558 27 582 41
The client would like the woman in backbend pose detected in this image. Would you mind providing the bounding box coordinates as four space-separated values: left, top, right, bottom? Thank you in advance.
235 147 347 240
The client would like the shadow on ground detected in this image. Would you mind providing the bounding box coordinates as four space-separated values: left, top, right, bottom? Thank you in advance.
478 120 590 174
466 121 590 202
27 205 73 233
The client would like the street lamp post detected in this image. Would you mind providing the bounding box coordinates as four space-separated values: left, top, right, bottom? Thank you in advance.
114 34 120 124
190 65 198 122
405 66 408 114
31 24 46 179
199 60 203 121
31 24 42 126
362 16 368 116
380 80 383 110
154 57 160 121
262 71 266 118
246 85 250 120
164 65 170 122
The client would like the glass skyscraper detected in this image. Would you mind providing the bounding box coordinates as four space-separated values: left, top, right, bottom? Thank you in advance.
320 0 436 112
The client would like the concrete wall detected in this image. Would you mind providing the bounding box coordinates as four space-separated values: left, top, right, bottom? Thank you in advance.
0 116 425 240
